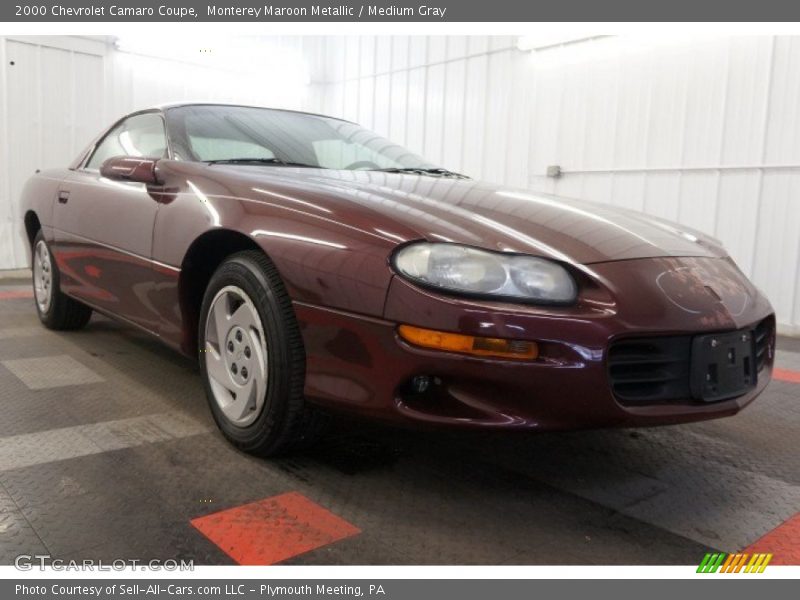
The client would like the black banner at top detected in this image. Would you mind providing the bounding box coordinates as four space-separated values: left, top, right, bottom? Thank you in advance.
3 0 800 22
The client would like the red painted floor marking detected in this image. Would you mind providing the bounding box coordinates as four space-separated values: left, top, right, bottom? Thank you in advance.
190 491 360 565
744 513 800 565
773 368 800 384
0 290 33 300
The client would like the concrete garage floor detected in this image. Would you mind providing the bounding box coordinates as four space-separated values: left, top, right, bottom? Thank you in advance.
0 278 798 566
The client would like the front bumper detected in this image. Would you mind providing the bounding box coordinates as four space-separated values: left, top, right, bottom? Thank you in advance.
294 256 776 430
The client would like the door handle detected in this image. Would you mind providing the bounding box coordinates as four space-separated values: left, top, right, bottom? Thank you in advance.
57 191 70 204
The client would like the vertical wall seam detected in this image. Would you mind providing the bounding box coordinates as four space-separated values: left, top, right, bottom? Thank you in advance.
480 47 492 182
440 37 450 166
712 37 733 238
69 50 76 158
750 35 778 278
402 37 411 148
639 50 655 213
675 46 693 225
386 37 394 138
354 37 362 123
550 64 567 195
458 46 471 172
502 48 519 186
420 36 429 156
0 38 13 267
370 36 378 131
525 52 538 190
605 50 623 205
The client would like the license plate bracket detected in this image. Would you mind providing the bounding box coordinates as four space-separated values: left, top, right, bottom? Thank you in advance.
690 330 756 402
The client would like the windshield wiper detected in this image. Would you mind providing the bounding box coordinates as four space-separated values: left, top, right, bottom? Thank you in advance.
206 158 321 168
369 167 469 179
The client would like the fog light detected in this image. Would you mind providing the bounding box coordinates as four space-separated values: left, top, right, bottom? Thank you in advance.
398 324 538 360
410 375 431 393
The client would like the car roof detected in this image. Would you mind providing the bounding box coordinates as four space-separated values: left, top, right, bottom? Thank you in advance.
146 101 353 124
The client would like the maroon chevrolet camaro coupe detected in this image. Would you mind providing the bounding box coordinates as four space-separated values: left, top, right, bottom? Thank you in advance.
20 102 775 455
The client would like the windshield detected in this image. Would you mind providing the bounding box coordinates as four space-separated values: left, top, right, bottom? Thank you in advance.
165 105 438 171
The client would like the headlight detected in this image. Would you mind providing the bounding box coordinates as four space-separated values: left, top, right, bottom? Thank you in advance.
393 243 577 304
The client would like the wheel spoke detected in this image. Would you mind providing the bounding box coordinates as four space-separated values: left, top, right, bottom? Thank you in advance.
210 294 230 344
248 330 267 395
225 379 258 422
229 302 253 330
205 342 233 392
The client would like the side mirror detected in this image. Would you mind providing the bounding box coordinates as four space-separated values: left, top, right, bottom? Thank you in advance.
100 156 162 185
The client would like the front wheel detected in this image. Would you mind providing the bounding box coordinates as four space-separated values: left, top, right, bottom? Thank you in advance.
32 231 92 330
198 251 323 456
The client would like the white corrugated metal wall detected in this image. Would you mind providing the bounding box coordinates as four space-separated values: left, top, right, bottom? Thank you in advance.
1 35 799 334
0 35 320 271
314 35 800 335
0 37 104 271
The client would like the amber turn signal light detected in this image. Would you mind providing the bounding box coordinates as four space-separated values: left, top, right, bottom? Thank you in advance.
398 324 539 360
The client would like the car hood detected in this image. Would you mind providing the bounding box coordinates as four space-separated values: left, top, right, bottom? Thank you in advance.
204 166 726 265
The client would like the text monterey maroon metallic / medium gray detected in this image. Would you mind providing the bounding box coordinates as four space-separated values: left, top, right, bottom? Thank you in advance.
20 103 776 455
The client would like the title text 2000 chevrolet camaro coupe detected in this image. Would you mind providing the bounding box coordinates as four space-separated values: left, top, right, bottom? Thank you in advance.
20 103 775 455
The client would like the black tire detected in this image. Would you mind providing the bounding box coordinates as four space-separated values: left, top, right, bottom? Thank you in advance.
198 250 324 456
31 231 92 330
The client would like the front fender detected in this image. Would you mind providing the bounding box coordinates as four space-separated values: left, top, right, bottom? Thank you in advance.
152 160 399 317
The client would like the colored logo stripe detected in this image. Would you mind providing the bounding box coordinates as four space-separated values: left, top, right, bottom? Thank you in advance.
720 553 735 572
698 552 773 573
732 553 749 573
696 553 712 572
747 553 772 573
697 553 725 573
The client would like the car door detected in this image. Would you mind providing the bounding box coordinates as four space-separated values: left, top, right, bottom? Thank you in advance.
52 111 168 333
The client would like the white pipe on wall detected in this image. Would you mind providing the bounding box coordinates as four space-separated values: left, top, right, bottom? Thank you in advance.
552 164 800 176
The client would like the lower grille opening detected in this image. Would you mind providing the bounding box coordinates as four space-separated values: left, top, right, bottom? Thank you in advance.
754 317 775 373
608 337 691 405
608 317 773 406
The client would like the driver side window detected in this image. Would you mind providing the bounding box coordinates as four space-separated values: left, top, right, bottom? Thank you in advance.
86 113 168 170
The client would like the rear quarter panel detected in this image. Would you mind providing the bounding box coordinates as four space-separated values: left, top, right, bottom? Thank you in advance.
19 169 68 262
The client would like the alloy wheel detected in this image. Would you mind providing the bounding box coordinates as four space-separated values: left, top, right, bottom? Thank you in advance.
33 240 53 313
203 285 268 427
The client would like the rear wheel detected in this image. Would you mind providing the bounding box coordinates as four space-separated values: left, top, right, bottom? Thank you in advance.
198 251 323 456
32 231 92 330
